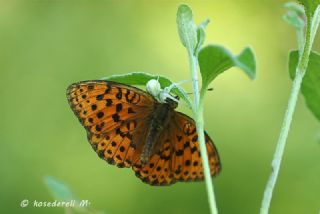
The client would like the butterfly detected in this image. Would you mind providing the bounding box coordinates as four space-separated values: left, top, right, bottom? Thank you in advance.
67 80 221 186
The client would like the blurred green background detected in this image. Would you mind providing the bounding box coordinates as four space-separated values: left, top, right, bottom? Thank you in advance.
1 0 319 214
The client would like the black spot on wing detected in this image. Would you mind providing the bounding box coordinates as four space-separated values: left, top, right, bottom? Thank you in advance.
106 99 113 106
116 103 122 112
112 113 120 122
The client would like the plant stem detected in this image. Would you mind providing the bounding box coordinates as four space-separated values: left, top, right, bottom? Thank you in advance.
260 17 313 214
260 68 304 214
187 50 218 214
189 51 200 111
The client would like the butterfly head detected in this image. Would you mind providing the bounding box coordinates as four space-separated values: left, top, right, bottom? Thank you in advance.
165 96 179 109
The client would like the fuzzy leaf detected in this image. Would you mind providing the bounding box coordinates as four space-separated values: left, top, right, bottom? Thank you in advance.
195 19 210 54
311 4 320 42
298 0 320 18
176 4 198 52
283 2 306 29
198 45 256 92
289 50 320 121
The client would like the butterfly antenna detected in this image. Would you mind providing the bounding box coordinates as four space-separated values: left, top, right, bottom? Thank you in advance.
187 87 214 95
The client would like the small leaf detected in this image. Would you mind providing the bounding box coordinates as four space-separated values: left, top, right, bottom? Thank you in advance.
283 2 306 29
195 19 210 54
298 0 320 18
198 45 256 92
198 19 210 29
176 4 198 52
44 176 76 201
310 4 320 42
102 72 192 107
295 1 320 52
289 50 320 121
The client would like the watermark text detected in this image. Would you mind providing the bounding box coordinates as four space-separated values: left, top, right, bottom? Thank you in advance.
20 199 91 208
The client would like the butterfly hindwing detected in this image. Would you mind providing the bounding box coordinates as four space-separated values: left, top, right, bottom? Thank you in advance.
172 112 221 182
132 112 221 185
132 130 175 185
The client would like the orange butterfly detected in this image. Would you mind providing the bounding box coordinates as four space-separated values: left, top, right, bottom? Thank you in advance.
67 80 221 185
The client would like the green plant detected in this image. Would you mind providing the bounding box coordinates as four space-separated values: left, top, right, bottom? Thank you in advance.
260 1 320 213
62 2 320 213
103 4 256 214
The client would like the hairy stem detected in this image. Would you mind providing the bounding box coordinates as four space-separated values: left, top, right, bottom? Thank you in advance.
260 16 314 214
188 50 218 214
260 70 304 214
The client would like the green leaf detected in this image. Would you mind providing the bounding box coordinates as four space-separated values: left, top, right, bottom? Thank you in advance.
176 4 198 53
289 50 320 121
102 72 192 107
298 0 320 18
283 2 306 29
44 176 76 201
310 4 320 42
195 19 210 54
296 1 320 47
198 45 256 92
283 2 307 53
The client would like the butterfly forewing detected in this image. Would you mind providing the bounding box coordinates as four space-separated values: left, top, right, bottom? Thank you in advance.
67 80 155 167
67 80 155 132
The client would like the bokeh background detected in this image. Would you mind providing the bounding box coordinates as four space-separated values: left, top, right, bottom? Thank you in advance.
1 0 320 214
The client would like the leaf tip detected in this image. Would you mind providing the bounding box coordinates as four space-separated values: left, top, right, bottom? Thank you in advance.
177 4 193 18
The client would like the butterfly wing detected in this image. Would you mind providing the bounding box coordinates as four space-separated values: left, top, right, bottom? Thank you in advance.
67 80 155 168
171 112 221 182
132 111 221 185
132 129 175 185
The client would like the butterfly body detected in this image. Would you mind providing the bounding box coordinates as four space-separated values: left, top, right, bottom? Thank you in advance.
67 80 221 186
141 99 177 164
